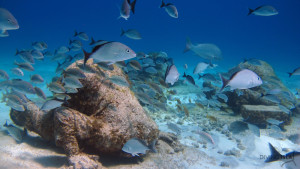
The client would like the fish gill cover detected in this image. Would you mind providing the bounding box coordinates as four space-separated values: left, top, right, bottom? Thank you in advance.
0 0 300 169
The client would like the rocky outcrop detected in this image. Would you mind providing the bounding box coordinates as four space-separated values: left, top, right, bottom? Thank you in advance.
10 60 159 168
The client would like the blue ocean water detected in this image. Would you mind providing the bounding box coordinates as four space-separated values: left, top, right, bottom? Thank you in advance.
0 0 300 168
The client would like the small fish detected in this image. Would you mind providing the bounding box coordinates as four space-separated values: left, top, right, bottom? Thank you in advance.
56 46 69 54
30 74 44 83
2 94 23 105
196 130 215 145
195 102 204 109
63 76 83 89
219 69 262 91
263 95 281 104
167 122 181 135
52 53 68 61
261 88 282 97
6 99 25 111
65 87 78 93
41 99 65 111
97 62 114 71
265 143 300 169
108 75 129 87
3 121 27 143
121 28 142 40
10 79 36 95
32 42 47 51
83 41 136 66
10 89 28 103
144 67 158 74
136 92 152 105
16 50 35 64
76 63 96 74
115 61 127 68
198 73 217 81
31 49 44 60
266 118 283 126
0 8 19 32
47 82 66 93
128 60 142 70
183 105 189 117
147 82 162 94
69 39 82 48
183 72 197 86
206 115 217 122
69 46 81 52
0 69 9 80
216 93 228 102
34 87 47 100
63 68 86 79
122 138 150 156
248 5 278 16
165 64 179 85
119 0 137 20
184 37 222 61
160 0 178 18
74 30 89 41
288 67 300 77
43 51 52 57
54 93 71 100
193 62 209 75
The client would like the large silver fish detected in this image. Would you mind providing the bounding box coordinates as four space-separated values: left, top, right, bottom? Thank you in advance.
120 0 137 20
160 0 178 18
184 37 222 61
0 8 19 33
83 41 136 66
122 138 150 156
248 5 278 16
165 64 179 85
219 69 262 91
193 62 209 75
3 121 27 143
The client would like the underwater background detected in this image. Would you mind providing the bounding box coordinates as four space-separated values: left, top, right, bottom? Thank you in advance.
0 0 300 168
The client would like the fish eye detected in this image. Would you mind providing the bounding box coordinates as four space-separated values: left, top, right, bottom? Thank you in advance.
7 19 11 22
257 77 260 80
126 49 130 53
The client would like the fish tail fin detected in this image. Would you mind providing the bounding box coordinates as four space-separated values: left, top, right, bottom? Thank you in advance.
120 28 125 37
90 37 95 45
15 49 19 56
198 74 203 80
3 120 8 127
160 0 165 8
183 72 187 77
287 72 292 77
74 30 78 37
130 0 137 14
83 49 91 67
219 74 229 92
248 8 254 16
265 143 282 163
149 139 158 153
184 37 192 53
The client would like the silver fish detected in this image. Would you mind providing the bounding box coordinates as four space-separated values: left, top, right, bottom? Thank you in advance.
63 76 83 88
41 99 64 111
108 75 129 87
119 0 137 20
65 87 78 93
122 138 150 156
30 74 44 83
31 49 44 60
97 62 114 71
69 39 82 48
121 28 142 40
145 67 157 74
0 8 19 31
193 62 209 75
47 82 66 93
266 118 283 126
32 41 47 51
16 50 35 64
288 67 300 77
3 121 26 143
34 87 47 100
63 68 86 79
248 5 278 16
6 99 25 111
83 41 136 66
160 0 178 18
129 60 142 70
167 122 181 135
10 79 36 95
184 37 222 61
74 31 89 41
52 53 68 61
219 69 262 91
54 93 71 100
165 64 179 85
0 69 9 80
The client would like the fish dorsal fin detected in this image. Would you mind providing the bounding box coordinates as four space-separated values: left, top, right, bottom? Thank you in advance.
130 0 137 14
265 143 282 162
92 41 111 53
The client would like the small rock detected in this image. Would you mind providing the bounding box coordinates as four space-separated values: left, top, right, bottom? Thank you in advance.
237 143 246 150
217 150 223 154
224 148 241 157
164 115 171 120
202 144 207 149
220 161 230 167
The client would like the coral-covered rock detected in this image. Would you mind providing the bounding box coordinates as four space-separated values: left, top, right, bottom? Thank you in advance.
10 60 159 168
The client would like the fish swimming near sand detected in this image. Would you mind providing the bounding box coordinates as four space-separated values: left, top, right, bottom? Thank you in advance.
265 143 300 169
219 69 262 92
41 99 65 111
288 67 300 77
108 75 130 87
165 64 179 85
248 5 278 16
122 138 153 156
160 0 178 18
3 121 27 143
83 41 136 66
